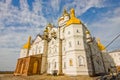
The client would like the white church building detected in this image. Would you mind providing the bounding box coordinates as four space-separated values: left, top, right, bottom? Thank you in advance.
14 8 107 76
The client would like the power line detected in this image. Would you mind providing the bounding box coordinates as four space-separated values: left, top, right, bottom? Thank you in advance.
105 32 120 49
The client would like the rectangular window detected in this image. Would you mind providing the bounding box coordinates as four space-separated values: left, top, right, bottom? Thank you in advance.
54 62 56 69
77 41 80 45
64 47 65 51
48 63 50 68
52 41 54 44
64 62 66 68
68 31 70 34
69 42 72 47
36 45 38 54
77 29 79 33
69 59 73 66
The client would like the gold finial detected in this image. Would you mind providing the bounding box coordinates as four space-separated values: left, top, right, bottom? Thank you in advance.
63 8 69 16
47 23 53 28
97 38 100 43
66 8 81 26
97 38 106 51
70 8 75 18
44 27 49 33
28 36 31 43
23 36 31 49
48 23 51 26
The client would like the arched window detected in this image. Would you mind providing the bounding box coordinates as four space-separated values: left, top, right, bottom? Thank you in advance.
52 59 56 69
48 62 50 69
64 62 66 68
77 29 79 33
54 62 56 69
39 47 41 53
69 59 73 66
54 46 57 53
77 41 80 45
36 45 38 54
78 56 84 66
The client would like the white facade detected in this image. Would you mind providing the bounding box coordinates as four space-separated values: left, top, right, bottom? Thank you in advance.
20 9 106 76
109 50 120 67
20 49 28 58
29 35 44 56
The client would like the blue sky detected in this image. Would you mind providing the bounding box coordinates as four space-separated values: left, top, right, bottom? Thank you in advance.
0 0 120 71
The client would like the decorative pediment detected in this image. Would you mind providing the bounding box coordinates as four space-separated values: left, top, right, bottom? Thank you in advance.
32 35 42 45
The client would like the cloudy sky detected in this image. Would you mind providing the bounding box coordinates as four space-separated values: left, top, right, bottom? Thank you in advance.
0 0 120 71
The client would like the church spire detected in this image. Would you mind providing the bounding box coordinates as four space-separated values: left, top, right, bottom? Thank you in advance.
23 36 31 49
70 8 75 17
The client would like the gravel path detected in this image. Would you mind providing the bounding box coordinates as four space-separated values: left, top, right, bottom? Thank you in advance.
0 74 94 80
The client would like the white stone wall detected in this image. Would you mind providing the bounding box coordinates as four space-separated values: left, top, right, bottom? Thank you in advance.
20 49 28 58
109 51 120 66
29 36 44 55
58 15 69 27
47 56 59 74
19 14 107 76
64 24 89 75
47 38 59 74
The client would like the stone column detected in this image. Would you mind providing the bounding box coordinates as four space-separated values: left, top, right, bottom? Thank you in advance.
58 27 63 75
58 39 63 75
41 40 48 74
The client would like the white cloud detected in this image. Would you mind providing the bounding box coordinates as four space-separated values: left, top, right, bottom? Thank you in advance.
51 0 60 12
0 0 48 71
89 7 120 51
33 0 43 14
64 0 105 16
0 0 119 70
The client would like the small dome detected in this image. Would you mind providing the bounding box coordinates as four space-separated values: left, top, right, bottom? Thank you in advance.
86 30 90 34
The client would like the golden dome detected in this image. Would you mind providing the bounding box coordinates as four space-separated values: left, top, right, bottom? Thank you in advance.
44 23 53 33
66 8 81 26
86 30 90 34
44 27 48 33
47 23 53 28
97 38 106 51
23 36 31 49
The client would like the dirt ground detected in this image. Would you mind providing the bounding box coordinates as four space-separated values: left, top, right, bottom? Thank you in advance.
0 74 96 80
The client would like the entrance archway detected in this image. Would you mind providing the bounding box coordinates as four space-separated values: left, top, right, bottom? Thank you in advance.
33 61 38 74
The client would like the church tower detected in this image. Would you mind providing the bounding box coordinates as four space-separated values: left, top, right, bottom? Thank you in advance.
63 8 105 76
15 8 106 76
20 36 31 58
64 8 88 75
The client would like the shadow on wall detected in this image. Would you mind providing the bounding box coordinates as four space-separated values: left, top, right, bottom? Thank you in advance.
104 52 118 75
85 38 116 77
